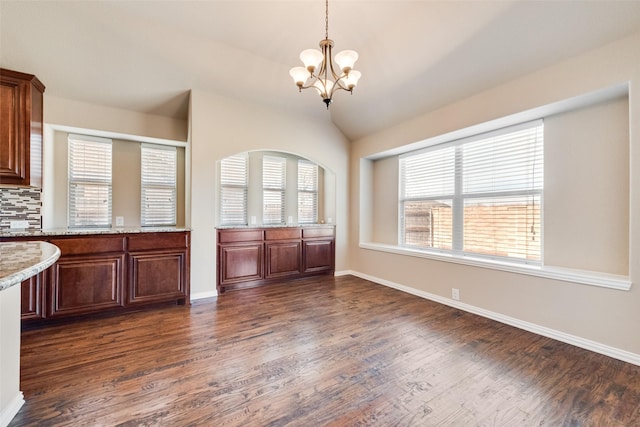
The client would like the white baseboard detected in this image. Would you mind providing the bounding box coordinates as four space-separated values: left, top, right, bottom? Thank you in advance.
348 270 640 366
0 392 24 427
190 290 218 302
334 270 354 277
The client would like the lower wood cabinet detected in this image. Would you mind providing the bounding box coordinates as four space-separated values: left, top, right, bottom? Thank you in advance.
127 233 189 305
49 254 125 318
2 231 190 322
21 272 44 320
217 226 334 293
219 243 263 285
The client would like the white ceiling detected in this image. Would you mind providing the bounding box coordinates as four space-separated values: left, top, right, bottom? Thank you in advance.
2 0 640 141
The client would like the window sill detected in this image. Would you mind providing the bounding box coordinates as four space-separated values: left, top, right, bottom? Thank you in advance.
359 242 632 291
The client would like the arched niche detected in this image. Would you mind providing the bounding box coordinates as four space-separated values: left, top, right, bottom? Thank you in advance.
216 150 336 227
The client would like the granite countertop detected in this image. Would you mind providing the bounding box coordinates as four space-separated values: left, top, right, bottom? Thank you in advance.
216 224 335 229
0 241 60 291
0 226 190 238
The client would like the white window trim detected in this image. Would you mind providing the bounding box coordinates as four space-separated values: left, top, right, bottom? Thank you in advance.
359 242 631 291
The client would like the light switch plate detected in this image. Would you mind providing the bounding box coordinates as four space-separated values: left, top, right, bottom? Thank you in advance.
10 220 30 229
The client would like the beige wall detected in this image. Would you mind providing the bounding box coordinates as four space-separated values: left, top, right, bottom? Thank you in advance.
46 95 188 142
544 97 629 274
190 90 350 298
350 32 640 357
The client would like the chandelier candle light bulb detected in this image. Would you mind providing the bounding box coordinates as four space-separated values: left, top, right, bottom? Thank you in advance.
289 0 361 108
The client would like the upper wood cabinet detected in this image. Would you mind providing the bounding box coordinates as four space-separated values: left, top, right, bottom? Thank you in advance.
0 68 45 187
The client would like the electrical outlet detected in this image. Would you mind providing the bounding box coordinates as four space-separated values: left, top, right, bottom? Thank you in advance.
452 288 460 301
251 216 257 225
115 216 124 226
9 220 30 229
288 216 293 224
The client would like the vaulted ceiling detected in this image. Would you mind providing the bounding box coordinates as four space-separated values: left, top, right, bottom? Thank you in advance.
2 1 640 141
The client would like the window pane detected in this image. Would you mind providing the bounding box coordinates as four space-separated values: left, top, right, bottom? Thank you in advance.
263 156 286 224
463 195 541 260
68 136 112 228
400 147 455 199
298 160 318 224
298 192 317 224
298 161 318 191
141 145 176 226
403 200 452 250
263 189 285 225
220 154 248 226
221 187 247 225
463 126 543 195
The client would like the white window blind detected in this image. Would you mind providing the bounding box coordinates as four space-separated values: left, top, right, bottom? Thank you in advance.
68 135 112 228
298 160 318 224
263 155 286 225
220 154 248 225
141 144 177 226
399 120 543 264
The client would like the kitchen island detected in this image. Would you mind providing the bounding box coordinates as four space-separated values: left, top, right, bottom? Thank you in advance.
0 241 60 427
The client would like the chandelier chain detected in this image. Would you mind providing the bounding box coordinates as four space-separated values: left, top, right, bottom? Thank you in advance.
325 0 329 39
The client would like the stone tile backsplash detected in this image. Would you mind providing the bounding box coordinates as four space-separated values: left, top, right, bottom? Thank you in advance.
0 187 42 230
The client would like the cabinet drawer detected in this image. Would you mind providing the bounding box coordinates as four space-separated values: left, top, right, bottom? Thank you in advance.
49 236 125 255
218 229 263 243
302 227 335 238
265 228 301 241
128 232 188 251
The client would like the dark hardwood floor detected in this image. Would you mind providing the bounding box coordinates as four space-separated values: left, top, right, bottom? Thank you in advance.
10 275 640 426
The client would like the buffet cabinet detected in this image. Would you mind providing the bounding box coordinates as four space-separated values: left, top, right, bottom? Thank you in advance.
0 68 45 187
217 226 335 293
1 231 190 322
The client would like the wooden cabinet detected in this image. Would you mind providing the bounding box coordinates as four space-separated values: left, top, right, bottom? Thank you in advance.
217 226 334 293
302 227 335 273
0 68 45 187
47 236 126 318
127 233 189 305
1 231 190 322
21 272 44 320
265 228 302 279
49 254 125 317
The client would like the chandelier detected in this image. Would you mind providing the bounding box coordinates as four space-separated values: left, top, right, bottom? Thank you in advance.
289 0 362 109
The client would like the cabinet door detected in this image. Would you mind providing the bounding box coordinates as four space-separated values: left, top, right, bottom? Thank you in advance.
128 250 187 305
265 241 301 279
0 77 26 184
219 243 263 285
21 271 44 320
303 239 335 273
49 255 125 318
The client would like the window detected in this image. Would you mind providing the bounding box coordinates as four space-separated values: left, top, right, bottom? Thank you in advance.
141 144 177 226
68 135 112 228
298 160 318 224
399 120 543 264
220 153 248 225
263 155 286 225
